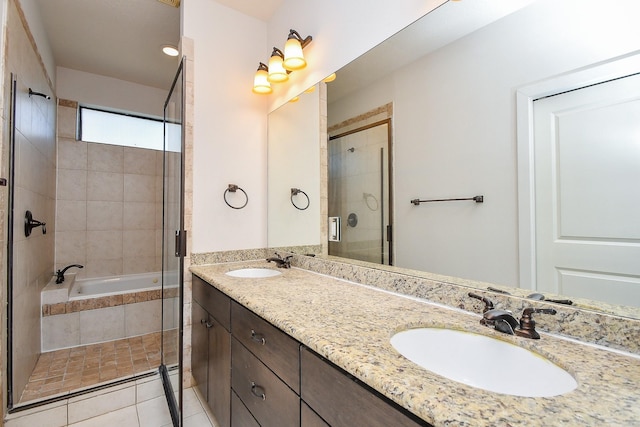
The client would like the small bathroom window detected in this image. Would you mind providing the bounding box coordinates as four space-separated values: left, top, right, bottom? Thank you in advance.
78 106 174 150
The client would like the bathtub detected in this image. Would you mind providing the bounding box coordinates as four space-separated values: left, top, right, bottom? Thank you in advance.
69 271 174 300
41 271 180 351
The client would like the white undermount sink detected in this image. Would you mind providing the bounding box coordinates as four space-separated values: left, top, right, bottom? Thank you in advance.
390 328 577 397
225 268 282 278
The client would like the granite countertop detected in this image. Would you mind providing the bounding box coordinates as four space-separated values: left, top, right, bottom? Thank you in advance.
190 261 640 427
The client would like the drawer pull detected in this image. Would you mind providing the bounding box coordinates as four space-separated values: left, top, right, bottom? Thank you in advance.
251 329 266 345
200 319 213 328
250 381 266 400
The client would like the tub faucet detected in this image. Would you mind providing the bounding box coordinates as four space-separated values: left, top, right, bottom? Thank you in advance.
55 264 84 284
266 252 292 268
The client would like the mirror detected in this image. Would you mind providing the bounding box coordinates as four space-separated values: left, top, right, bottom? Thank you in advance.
267 0 640 319
267 84 323 248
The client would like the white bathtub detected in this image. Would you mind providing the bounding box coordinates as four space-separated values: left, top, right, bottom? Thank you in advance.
69 271 178 300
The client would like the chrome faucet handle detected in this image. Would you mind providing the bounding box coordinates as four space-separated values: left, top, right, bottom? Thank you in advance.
515 307 557 340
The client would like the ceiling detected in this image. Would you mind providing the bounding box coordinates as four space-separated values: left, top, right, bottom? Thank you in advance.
33 0 283 90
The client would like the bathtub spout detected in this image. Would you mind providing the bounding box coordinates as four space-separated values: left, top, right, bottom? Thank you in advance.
56 264 84 284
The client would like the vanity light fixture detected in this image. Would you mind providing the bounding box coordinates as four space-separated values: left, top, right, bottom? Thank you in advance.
252 63 273 94
323 73 337 83
162 45 179 57
268 48 289 83
283 29 312 71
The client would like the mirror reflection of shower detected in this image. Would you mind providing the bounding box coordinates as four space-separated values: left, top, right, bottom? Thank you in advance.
328 117 393 265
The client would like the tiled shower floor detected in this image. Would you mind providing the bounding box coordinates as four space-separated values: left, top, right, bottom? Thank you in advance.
19 332 164 403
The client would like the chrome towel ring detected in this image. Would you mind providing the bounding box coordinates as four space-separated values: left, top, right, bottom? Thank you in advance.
224 184 248 209
290 188 310 210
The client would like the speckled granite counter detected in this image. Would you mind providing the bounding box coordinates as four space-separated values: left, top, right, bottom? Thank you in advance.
190 261 640 427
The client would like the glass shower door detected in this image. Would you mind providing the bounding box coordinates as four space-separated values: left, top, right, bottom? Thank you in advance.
328 120 392 265
161 58 185 426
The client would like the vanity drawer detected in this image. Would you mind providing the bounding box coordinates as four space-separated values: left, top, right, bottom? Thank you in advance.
231 338 300 427
193 274 231 331
231 301 300 392
300 347 427 427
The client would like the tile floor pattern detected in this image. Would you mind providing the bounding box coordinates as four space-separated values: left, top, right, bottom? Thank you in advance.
20 332 164 403
5 376 215 427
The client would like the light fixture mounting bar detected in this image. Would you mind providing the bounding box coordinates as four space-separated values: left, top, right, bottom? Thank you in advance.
288 29 312 48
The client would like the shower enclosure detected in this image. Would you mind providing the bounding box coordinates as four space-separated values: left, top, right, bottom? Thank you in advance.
328 120 393 265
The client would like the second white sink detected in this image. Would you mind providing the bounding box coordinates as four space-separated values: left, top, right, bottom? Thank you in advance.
390 328 577 397
225 268 282 278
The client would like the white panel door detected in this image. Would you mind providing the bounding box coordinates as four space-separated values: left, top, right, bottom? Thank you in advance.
533 73 640 306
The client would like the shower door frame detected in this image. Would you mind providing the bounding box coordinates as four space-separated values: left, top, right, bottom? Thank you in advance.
160 57 186 427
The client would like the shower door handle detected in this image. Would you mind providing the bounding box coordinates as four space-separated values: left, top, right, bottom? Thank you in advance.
174 230 187 257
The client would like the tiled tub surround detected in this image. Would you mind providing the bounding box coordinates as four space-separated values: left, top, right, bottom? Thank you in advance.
56 101 164 280
41 273 179 351
190 261 640 426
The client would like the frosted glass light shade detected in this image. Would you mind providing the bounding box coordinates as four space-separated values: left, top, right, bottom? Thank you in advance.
284 38 306 70
253 68 272 94
268 54 289 83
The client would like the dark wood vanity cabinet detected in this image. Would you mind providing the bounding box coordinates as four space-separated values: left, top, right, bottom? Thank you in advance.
300 347 428 427
192 274 429 427
192 275 231 427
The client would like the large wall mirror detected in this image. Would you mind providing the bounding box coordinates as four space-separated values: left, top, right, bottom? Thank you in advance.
267 0 640 320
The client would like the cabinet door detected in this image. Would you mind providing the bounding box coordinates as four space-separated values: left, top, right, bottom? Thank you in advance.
192 301 209 402
208 316 231 427
301 347 427 427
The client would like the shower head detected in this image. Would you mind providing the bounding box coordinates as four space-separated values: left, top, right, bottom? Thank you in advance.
28 88 51 100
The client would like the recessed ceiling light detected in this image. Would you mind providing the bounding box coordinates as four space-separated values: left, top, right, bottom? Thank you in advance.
162 45 179 57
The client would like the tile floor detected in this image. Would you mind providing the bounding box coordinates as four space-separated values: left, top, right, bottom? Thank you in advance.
20 332 164 403
5 374 215 427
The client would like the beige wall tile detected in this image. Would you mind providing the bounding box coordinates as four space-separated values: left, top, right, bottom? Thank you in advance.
123 230 156 257
57 169 87 201
88 143 124 173
58 138 87 170
87 171 123 201
87 201 123 231
124 174 156 202
124 300 162 337
79 306 125 345
42 313 80 351
56 200 87 232
56 230 87 264
87 230 123 260
58 105 78 139
124 146 157 175
123 256 159 275
84 259 123 278
123 202 158 230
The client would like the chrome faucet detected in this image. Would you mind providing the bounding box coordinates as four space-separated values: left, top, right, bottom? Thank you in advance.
468 293 557 339
266 252 292 268
55 264 84 284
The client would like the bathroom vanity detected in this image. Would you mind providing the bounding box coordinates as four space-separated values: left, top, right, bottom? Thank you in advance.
190 261 640 426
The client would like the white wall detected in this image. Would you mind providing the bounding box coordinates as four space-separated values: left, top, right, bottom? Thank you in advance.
56 67 167 117
328 0 640 286
183 0 268 252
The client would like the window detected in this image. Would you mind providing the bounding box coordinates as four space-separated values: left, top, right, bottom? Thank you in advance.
79 106 164 150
